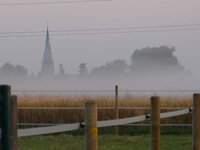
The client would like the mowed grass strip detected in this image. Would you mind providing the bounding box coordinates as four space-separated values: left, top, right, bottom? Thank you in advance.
18 134 192 150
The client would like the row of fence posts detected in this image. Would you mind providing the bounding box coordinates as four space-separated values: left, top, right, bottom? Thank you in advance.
0 84 200 150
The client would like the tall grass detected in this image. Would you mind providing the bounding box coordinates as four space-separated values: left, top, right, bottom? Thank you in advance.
17 95 192 124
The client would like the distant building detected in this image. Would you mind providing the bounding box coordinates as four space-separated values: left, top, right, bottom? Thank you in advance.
59 64 65 75
39 27 54 77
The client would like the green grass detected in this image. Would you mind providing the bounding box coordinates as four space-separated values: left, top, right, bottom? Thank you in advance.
19 134 192 150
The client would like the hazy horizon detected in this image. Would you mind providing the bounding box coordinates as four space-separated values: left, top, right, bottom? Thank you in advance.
1 0 200 79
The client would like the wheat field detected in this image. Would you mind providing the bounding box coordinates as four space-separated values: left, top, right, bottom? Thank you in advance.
17 95 192 124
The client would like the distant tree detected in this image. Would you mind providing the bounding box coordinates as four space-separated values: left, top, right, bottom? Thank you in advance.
15 65 28 77
90 59 127 76
130 46 185 74
0 63 15 75
0 62 28 79
78 63 88 76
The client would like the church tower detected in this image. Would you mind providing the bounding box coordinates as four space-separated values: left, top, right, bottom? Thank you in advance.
41 27 54 76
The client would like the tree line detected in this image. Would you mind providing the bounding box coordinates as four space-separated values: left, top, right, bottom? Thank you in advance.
0 46 186 80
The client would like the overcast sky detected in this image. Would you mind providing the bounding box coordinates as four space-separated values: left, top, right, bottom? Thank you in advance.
0 0 200 78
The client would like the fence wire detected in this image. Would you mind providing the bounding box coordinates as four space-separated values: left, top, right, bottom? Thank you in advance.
16 91 194 150
17 107 192 150
12 89 200 96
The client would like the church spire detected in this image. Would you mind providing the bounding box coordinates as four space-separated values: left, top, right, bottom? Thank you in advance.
41 27 54 76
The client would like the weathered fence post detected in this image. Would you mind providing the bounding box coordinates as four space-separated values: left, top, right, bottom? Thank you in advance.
10 95 18 150
193 93 200 150
0 85 11 150
151 96 160 150
115 85 119 135
85 100 98 150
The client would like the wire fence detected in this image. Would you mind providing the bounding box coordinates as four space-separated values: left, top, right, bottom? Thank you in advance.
18 107 192 150
12 89 200 96
9 88 196 149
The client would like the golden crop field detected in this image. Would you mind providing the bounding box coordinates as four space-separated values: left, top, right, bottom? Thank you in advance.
17 95 192 124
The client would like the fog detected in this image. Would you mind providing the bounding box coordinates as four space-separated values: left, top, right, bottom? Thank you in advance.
0 0 200 93
2 52 200 95
2 73 199 97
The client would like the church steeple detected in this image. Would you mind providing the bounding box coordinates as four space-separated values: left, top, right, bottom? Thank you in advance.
41 27 54 76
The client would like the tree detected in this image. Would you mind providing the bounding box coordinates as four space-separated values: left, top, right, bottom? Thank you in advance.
90 59 127 76
130 46 185 74
0 62 28 79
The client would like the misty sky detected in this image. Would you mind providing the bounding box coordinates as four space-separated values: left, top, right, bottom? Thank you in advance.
0 0 200 78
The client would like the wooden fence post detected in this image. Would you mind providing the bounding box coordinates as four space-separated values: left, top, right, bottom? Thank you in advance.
85 100 98 150
0 85 11 150
115 85 119 135
10 96 18 150
151 96 160 150
193 93 200 150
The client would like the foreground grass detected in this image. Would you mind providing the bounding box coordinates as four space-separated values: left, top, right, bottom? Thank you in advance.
19 134 192 150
